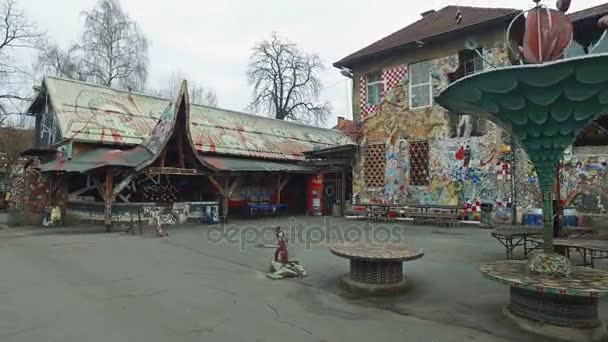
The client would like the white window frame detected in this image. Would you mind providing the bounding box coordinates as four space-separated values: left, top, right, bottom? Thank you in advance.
408 61 433 109
460 48 484 77
365 72 383 107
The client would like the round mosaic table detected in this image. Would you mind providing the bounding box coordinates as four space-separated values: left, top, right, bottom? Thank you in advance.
330 242 423 294
481 261 608 341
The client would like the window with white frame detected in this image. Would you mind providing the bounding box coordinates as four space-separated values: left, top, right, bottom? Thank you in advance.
409 61 432 109
365 72 382 106
459 48 484 76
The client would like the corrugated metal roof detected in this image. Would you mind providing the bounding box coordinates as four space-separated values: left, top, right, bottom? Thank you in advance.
200 155 317 172
42 76 353 161
39 146 152 173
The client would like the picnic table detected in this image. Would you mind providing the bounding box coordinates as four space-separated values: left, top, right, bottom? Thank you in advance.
330 242 423 294
491 226 594 260
411 212 460 227
406 205 462 227
408 204 461 214
345 203 404 222
530 238 608 268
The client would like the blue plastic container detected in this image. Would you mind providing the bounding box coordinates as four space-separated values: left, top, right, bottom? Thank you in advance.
524 213 543 226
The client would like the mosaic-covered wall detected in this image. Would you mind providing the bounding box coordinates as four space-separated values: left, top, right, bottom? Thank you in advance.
353 43 608 217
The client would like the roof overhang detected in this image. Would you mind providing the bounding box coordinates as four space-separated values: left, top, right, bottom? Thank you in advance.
303 144 357 159
334 13 521 70
38 146 152 173
200 155 318 173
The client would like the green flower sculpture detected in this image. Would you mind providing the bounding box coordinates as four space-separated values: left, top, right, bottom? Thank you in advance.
436 53 608 251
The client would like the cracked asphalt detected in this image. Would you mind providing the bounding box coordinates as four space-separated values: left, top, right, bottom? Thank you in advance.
0 215 603 342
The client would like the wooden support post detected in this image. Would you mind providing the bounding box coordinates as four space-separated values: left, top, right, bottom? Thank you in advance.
103 167 114 231
275 174 291 205
207 175 242 223
341 168 346 215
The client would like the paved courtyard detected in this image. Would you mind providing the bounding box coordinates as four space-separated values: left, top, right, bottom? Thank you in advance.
0 216 605 342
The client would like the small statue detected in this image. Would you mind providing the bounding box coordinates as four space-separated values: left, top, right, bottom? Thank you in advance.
274 226 289 263
267 226 307 280
150 210 169 237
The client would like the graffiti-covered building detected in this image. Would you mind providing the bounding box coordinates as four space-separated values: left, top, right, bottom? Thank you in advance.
334 5 608 221
15 76 353 226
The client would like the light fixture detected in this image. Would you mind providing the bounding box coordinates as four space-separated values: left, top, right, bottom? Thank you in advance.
340 68 353 79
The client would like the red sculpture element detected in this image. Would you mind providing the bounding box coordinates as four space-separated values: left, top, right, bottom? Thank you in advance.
274 227 289 263
519 7 573 63
455 146 465 160
555 0 571 12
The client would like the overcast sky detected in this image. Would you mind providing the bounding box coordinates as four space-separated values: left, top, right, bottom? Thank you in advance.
18 0 604 127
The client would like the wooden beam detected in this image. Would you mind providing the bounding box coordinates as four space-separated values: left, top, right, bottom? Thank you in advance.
275 174 291 205
69 175 97 197
118 193 131 202
160 147 167 167
93 176 106 201
227 176 242 197
207 175 224 194
103 167 114 230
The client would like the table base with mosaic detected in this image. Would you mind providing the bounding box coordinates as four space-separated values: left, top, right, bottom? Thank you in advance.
329 242 423 294
482 260 608 341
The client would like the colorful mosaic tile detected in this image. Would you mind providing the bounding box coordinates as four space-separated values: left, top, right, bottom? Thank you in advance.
330 242 423 262
481 261 608 297
526 252 574 278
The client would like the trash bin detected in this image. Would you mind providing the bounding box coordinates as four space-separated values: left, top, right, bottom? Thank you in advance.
524 208 543 226
480 203 494 228
563 207 578 227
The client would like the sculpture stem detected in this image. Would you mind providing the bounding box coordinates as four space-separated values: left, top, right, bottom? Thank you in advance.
542 189 554 253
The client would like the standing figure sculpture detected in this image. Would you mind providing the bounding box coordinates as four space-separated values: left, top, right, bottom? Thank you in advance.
266 226 307 280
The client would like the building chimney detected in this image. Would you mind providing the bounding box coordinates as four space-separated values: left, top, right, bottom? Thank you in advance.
420 9 436 17
337 116 345 128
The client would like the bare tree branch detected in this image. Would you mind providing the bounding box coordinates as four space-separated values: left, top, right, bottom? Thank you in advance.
80 0 148 90
151 70 218 107
0 0 42 129
247 32 331 125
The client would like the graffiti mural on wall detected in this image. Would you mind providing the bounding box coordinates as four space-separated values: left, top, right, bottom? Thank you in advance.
353 45 512 208
9 172 25 211
561 157 608 214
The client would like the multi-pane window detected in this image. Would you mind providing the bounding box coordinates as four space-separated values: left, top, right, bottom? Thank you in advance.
459 48 484 76
365 72 383 106
409 61 432 109
364 143 386 188
446 49 486 137
470 115 487 137
409 141 430 186
447 113 487 137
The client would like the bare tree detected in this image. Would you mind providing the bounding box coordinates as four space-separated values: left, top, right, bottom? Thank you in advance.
79 0 148 90
36 41 86 81
247 32 331 125
0 0 41 127
153 70 218 107
0 126 33 173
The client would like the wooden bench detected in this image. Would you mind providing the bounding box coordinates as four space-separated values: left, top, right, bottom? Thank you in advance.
411 212 460 227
